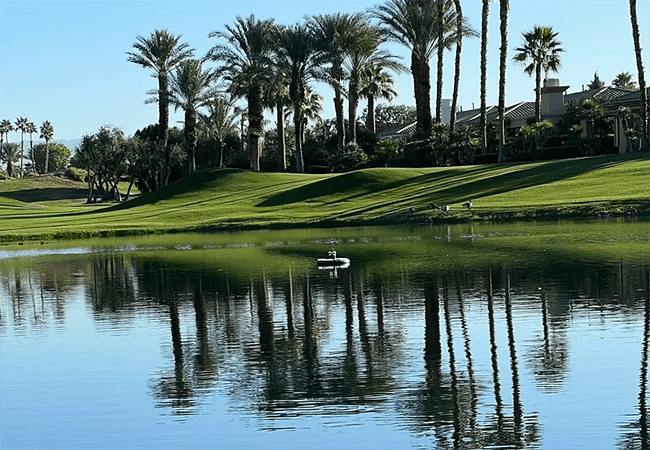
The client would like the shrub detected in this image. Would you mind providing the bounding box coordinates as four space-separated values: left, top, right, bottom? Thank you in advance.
64 167 86 182
329 143 368 173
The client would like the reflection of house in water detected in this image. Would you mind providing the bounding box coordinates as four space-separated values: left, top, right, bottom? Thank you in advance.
378 78 646 154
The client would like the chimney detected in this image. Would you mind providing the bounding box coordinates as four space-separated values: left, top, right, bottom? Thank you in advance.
541 78 569 118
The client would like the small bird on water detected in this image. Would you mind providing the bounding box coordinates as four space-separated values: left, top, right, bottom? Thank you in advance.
441 205 450 213
462 200 472 208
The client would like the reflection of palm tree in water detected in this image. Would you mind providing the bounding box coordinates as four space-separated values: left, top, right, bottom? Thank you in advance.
455 272 478 427
525 267 570 394
481 269 539 448
149 270 220 414
442 277 462 447
617 268 650 449
504 272 524 434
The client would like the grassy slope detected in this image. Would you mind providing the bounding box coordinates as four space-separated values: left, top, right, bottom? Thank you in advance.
0 153 648 241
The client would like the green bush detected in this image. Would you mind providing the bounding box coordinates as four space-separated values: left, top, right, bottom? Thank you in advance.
64 167 86 182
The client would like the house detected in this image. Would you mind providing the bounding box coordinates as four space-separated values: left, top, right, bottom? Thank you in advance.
379 78 645 154
601 87 650 152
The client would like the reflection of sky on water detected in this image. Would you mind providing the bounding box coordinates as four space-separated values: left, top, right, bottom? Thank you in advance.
1 223 648 449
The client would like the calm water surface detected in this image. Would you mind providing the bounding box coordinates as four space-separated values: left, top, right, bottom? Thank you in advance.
1 220 649 449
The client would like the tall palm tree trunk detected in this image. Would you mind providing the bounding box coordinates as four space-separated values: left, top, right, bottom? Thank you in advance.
292 79 305 173
534 64 542 122
480 0 490 154
435 0 444 124
247 84 264 172
412 51 433 138
44 141 51 173
630 0 648 148
366 94 376 134
276 100 287 171
185 108 197 174
450 0 463 132
334 82 346 151
158 73 170 185
497 0 509 161
19 130 25 178
348 75 360 144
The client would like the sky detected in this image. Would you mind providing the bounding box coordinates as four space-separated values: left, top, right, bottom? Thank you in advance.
1 0 649 144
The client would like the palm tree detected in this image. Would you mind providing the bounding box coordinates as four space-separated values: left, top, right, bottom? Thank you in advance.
264 67 290 171
450 0 464 132
39 120 54 173
0 119 13 152
14 117 29 177
127 29 195 185
479 0 492 154
587 71 605 90
274 22 321 173
168 58 217 174
372 0 440 138
435 0 476 127
497 0 510 161
25 121 38 174
207 15 276 172
299 86 324 145
201 95 238 169
0 142 20 177
433 0 457 125
360 64 399 134
629 0 648 148
513 26 564 123
310 13 368 152
343 25 403 144
612 71 637 91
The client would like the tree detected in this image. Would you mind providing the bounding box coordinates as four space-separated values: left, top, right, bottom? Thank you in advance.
33 142 70 174
367 104 417 132
360 64 399 134
127 29 195 185
587 71 605 90
0 142 20 177
25 121 38 174
201 95 239 169
310 13 369 152
612 71 637 91
432 0 474 126
479 0 492 154
449 0 464 132
207 15 276 172
513 25 564 123
629 0 648 148
14 117 29 177
299 86 324 145
264 67 290 171
372 0 440 138
39 121 54 173
168 58 217 174
497 0 510 160
0 119 13 152
275 22 321 172
343 24 403 144
75 126 127 203
578 99 604 136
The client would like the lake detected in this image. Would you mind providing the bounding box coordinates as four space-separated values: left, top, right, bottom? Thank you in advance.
1 220 649 449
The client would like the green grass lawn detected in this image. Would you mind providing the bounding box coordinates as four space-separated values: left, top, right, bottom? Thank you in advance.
0 153 648 242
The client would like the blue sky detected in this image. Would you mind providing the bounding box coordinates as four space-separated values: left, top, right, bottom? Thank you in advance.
1 0 648 142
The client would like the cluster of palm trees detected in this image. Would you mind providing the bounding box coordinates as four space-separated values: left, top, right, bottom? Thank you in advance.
0 118 55 177
128 1 481 178
127 0 647 179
